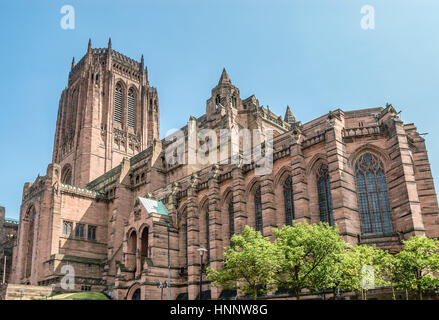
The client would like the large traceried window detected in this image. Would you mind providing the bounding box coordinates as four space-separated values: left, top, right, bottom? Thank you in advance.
283 176 295 226
254 187 263 232
128 88 135 128
355 153 393 235
114 82 123 124
317 164 334 226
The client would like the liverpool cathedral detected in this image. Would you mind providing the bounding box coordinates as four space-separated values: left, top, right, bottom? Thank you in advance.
9 39 439 300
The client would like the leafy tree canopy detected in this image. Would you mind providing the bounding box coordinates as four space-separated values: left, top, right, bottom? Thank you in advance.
206 225 281 300
394 235 439 300
273 221 346 299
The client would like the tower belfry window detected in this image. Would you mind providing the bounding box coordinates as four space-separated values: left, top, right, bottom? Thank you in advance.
215 95 221 106
128 88 135 128
114 83 123 124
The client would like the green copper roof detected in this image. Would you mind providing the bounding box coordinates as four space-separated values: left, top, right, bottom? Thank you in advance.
5 217 19 224
138 197 169 216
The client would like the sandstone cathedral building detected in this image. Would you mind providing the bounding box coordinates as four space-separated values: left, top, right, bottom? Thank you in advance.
10 39 439 300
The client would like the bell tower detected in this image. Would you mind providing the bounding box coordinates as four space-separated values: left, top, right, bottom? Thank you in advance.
52 39 160 187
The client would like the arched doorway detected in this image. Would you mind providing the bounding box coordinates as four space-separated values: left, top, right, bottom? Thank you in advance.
127 284 142 300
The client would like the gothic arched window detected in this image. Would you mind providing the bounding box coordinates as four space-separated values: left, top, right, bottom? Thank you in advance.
114 82 123 124
355 153 393 234
184 221 188 265
317 164 334 226
283 176 294 226
254 187 263 232
128 88 135 128
61 165 72 185
127 230 137 272
25 207 36 278
228 198 234 238
205 207 210 263
66 89 78 137
140 227 148 261
180 211 188 266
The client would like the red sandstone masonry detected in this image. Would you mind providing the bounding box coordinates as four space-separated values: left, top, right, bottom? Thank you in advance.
10 44 439 300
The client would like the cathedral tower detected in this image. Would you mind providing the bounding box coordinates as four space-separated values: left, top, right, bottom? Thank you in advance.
52 39 160 187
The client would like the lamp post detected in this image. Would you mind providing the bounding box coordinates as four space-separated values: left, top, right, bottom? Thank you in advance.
197 246 207 300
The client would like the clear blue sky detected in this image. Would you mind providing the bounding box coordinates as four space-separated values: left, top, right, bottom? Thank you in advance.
0 0 438 219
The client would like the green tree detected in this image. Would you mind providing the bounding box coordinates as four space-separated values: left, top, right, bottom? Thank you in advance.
380 251 398 300
336 244 388 300
206 226 281 300
273 221 346 300
394 235 439 300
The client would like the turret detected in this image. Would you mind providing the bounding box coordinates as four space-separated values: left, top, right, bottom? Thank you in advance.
284 105 296 125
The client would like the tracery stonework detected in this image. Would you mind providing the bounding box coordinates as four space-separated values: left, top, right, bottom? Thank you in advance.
10 40 439 300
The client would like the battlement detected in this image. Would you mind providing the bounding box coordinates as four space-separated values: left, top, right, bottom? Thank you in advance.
71 39 143 70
